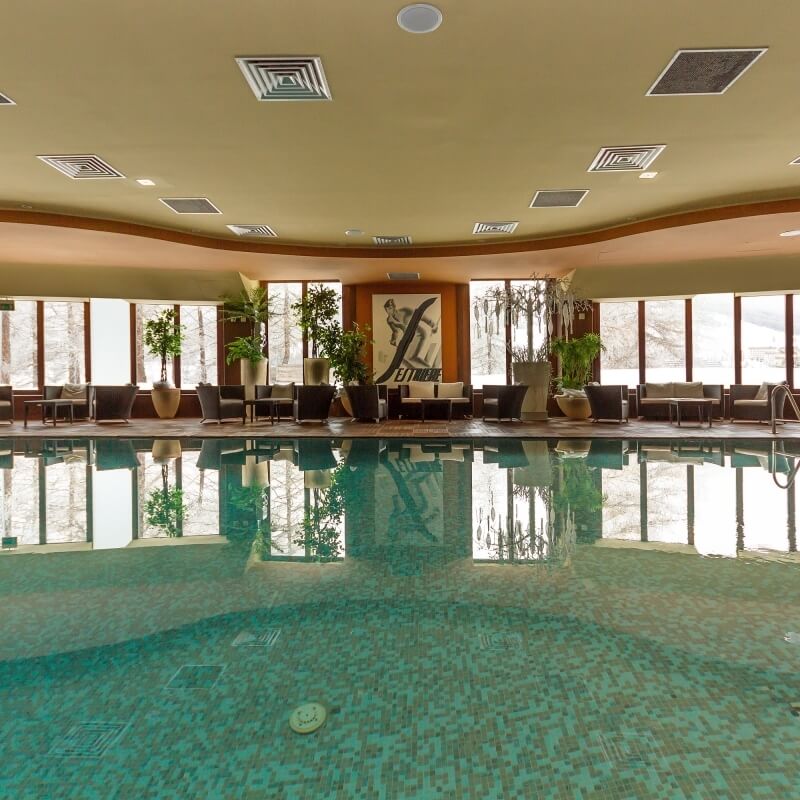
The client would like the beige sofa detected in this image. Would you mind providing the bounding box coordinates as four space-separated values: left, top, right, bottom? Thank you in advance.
636 382 723 420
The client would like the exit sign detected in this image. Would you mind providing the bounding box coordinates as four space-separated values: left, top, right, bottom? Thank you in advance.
0 300 15 311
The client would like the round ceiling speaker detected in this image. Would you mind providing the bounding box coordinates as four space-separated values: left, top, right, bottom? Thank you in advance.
397 4 443 34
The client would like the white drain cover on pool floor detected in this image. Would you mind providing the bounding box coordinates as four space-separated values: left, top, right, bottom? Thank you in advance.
289 702 327 734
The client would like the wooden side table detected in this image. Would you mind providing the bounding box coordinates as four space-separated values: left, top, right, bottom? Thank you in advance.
420 397 453 422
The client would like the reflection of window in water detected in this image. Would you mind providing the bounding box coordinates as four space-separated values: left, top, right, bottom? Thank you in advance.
181 451 219 537
46 460 88 543
646 462 688 544
601 463 640 540
269 459 306 558
0 457 39 545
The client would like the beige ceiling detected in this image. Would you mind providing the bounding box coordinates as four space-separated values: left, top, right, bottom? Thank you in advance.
1 0 800 250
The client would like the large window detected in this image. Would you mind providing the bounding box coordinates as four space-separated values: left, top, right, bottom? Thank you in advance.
44 301 86 385
0 300 37 388
599 302 639 386
135 304 173 387
794 295 800 388
741 294 785 384
644 300 685 382
180 305 218 387
470 281 507 388
692 293 734 386
268 283 303 384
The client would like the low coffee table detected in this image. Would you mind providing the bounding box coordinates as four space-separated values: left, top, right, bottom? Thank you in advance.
668 397 714 428
420 397 453 422
23 398 75 428
243 398 290 424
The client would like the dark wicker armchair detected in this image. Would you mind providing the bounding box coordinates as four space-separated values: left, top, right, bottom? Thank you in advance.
730 383 786 423
44 383 94 421
0 385 13 424
94 385 138 423
294 385 336 422
345 384 388 422
585 384 629 423
197 384 245 423
482 385 528 422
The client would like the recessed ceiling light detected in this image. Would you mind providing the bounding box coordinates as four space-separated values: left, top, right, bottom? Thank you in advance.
397 4 443 34
639 172 658 179
345 229 364 237
136 178 155 186
779 230 800 237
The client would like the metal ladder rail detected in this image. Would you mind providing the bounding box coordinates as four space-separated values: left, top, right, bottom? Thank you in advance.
770 384 800 434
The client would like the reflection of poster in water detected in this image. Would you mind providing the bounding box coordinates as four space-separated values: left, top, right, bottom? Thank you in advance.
372 294 442 385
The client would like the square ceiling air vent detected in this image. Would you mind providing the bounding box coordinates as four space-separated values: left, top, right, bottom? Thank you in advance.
160 197 221 214
647 48 767 96
374 235 412 246
226 224 277 237
37 154 124 179
588 145 665 172
473 221 519 234
387 272 420 281
530 190 588 208
0 93 15 105
236 56 332 101
789 156 800 166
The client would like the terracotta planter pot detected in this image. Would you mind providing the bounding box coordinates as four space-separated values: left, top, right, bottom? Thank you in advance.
555 394 592 420
512 361 551 421
151 387 181 419
240 358 268 401
303 358 331 386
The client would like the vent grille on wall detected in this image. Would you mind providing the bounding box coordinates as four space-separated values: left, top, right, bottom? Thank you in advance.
0 93 15 105
387 272 420 281
236 56 332 101
530 190 588 208
588 145 665 172
473 221 518 234
647 48 767 96
160 197 221 214
37 154 125 179
226 224 278 237
374 235 412 246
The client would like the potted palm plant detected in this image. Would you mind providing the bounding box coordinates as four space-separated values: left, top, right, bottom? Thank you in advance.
291 283 340 385
144 308 184 418
223 286 271 399
550 332 605 419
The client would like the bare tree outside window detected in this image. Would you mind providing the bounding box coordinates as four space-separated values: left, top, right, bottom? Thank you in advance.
45 302 85 385
181 305 218 387
470 281 506 387
46 460 87 543
135 304 173 386
0 458 39 545
0 300 38 388
599 302 639 386
268 283 303 384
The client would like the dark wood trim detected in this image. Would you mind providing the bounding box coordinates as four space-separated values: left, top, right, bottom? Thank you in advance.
38 459 46 545
83 301 92 383
8 198 800 258
129 303 137 384
131 469 139 540
786 293 794 388
86 464 93 544
637 300 646 386
341 284 356 330
685 298 693 382
35 300 44 391
733 295 742 385
504 279 512 385
173 304 181 389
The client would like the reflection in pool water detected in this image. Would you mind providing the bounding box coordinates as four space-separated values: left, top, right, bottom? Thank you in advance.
1 436 800 799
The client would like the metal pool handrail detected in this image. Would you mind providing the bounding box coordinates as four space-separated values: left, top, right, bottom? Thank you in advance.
772 441 800 489
770 384 800 434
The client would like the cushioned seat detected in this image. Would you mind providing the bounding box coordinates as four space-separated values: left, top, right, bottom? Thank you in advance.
636 382 723 419
733 399 768 406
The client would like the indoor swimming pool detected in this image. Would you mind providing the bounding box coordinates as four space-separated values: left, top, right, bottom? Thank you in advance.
1 436 799 799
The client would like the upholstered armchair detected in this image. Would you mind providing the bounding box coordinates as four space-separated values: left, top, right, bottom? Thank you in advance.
730 383 787 423
197 384 245 423
481 385 528 422
585 384 629 423
0 385 13 424
94 385 138 423
294 385 336 422
43 383 94 420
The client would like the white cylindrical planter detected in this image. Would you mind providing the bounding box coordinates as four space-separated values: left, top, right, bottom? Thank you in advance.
152 440 182 464
240 358 268 401
513 441 553 488
303 358 331 386
242 457 269 488
512 361 551 421
304 469 332 489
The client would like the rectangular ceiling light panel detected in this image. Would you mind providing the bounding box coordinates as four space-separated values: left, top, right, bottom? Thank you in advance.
387 272 420 281
160 197 221 214
37 154 125 179
373 235 412 246
530 190 588 208
473 221 519 234
588 145 665 172
236 56 332 101
227 224 277 237
647 48 767 96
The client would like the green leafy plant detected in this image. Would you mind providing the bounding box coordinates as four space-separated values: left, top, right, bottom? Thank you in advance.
293 462 346 562
144 465 186 537
222 286 271 365
553 457 604 544
550 333 605 392
325 322 372 385
291 284 340 358
144 309 184 385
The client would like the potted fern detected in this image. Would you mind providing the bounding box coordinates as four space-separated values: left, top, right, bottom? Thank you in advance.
550 333 605 419
222 286 271 399
144 308 184 418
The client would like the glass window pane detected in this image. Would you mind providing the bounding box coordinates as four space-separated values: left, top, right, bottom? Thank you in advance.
0 300 38 389
645 462 688 543
692 293 734 386
599 302 638 387
268 458 306 557
470 281 507 388
44 301 86 385
180 305 218 387
644 300 685 382
45 460 88 543
268 283 303 384
794 295 800 388
180 451 219 536
601 463 640 540
308 282 342 359
0 456 39 545
741 461 790 554
693 458 737 557
135 304 174 387
741 295 786 384
90 299 131 384
510 280 546 360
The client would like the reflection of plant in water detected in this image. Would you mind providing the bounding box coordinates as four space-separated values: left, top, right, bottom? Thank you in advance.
225 484 274 555
293 462 346 562
144 464 186 537
553 457 605 544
